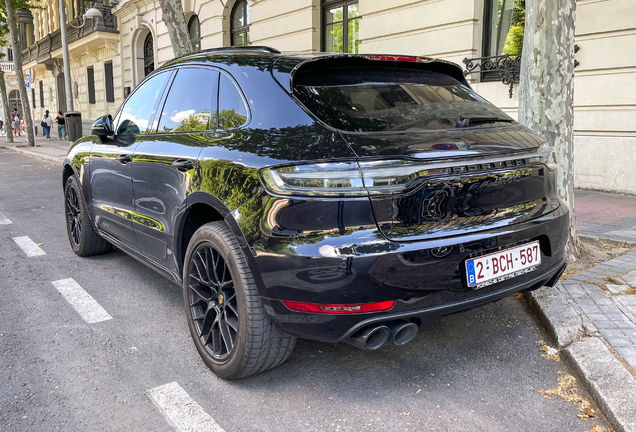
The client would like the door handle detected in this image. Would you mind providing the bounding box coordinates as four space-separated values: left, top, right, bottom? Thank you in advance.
116 154 132 164
172 159 195 171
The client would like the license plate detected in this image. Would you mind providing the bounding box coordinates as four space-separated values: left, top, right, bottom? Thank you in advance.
465 241 541 289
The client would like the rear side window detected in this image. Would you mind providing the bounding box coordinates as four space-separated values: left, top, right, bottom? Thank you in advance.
293 68 510 132
218 73 248 129
157 68 219 133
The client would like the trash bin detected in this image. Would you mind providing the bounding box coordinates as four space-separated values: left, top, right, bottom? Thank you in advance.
65 112 82 142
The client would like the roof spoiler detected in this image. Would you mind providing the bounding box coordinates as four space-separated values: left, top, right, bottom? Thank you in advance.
272 54 471 93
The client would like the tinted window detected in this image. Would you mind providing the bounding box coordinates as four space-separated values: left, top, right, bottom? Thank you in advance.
116 71 170 135
218 73 247 129
157 68 218 133
294 68 511 132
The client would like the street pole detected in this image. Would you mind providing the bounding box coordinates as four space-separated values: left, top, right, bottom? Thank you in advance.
58 0 74 113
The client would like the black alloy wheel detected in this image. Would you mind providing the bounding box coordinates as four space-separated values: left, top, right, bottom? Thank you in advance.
63 176 112 257
66 186 82 247
187 243 239 361
182 222 296 379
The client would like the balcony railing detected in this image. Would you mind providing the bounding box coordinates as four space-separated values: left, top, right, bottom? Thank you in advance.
21 2 117 66
462 54 521 99
1 63 15 72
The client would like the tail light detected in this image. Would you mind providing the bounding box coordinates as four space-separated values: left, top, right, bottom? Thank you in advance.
259 150 551 198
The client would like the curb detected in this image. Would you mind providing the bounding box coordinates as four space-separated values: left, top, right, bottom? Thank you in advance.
1 145 64 164
527 285 636 432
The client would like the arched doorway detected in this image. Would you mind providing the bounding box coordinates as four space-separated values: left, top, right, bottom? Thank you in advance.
144 33 154 76
133 28 155 86
8 90 22 114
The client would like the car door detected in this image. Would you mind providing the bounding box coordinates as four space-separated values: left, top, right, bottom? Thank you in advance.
89 70 172 250
131 67 219 272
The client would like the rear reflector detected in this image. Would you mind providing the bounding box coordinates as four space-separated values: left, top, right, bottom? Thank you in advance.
282 300 395 314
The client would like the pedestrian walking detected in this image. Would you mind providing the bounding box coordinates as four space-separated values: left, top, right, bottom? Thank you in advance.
55 111 66 139
41 110 52 140
12 110 20 136
0 118 4 136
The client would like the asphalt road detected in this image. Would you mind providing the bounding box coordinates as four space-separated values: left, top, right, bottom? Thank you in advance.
0 150 608 432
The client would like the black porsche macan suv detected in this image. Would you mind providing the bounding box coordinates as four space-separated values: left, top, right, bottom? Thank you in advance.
63 46 568 379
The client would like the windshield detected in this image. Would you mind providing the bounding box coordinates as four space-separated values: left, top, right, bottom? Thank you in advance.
293 69 513 132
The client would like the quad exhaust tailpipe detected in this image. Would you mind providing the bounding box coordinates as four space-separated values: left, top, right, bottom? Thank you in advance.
346 321 419 350
345 325 391 350
387 321 419 346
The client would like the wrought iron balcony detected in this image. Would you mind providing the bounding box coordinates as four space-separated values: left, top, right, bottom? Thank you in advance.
462 54 521 98
21 1 118 66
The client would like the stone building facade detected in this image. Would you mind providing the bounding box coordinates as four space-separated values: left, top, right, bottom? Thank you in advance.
6 0 636 194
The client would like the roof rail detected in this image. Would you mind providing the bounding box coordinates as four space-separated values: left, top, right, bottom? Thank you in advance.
169 45 281 63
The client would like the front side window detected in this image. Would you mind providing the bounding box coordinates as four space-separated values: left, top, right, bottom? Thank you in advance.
231 0 250 46
157 68 218 133
218 73 247 129
483 0 525 56
116 72 170 135
188 15 201 52
323 1 360 53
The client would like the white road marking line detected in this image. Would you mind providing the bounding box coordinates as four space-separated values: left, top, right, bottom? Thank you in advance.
51 278 112 324
147 382 225 432
0 212 12 224
13 236 45 257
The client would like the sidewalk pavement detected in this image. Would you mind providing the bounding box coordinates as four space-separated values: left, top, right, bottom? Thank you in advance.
529 192 636 432
0 133 70 164
4 136 636 430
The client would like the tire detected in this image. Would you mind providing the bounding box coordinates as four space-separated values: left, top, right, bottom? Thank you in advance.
183 221 296 379
64 176 112 257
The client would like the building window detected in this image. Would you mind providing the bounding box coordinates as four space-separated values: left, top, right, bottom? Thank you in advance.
483 0 525 57
105 61 115 103
188 15 201 51
8 48 13 62
231 0 250 46
322 1 360 53
39 80 44 108
87 67 96 104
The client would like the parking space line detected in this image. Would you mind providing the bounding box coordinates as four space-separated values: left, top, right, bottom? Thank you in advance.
51 278 113 324
147 382 225 432
0 212 11 224
13 236 46 256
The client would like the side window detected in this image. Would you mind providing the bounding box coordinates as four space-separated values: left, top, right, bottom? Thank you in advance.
116 71 170 135
218 73 248 129
157 68 218 133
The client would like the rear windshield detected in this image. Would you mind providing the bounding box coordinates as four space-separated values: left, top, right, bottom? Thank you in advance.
293 68 512 132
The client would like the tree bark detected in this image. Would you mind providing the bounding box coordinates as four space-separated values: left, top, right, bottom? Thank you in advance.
157 0 192 58
4 0 35 147
0 71 14 143
519 0 579 260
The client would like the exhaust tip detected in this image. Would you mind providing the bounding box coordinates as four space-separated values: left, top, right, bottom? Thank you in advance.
391 322 419 346
365 326 391 350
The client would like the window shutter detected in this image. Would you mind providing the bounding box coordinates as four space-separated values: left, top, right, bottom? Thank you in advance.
87 67 96 104
105 62 115 103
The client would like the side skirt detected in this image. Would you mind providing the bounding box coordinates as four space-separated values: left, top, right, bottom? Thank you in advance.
98 229 183 285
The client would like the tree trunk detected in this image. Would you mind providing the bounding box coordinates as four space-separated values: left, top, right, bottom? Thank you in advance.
4 0 35 147
519 0 579 260
0 71 14 143
157 0 192 58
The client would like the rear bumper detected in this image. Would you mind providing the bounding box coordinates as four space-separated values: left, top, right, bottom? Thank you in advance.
246 203 569 343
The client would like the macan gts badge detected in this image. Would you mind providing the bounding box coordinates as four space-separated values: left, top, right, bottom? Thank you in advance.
62 46 568 379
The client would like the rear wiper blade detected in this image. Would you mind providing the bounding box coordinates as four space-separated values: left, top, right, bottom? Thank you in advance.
456 115 514 128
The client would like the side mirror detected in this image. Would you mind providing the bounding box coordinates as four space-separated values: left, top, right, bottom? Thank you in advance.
91 115 113 137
